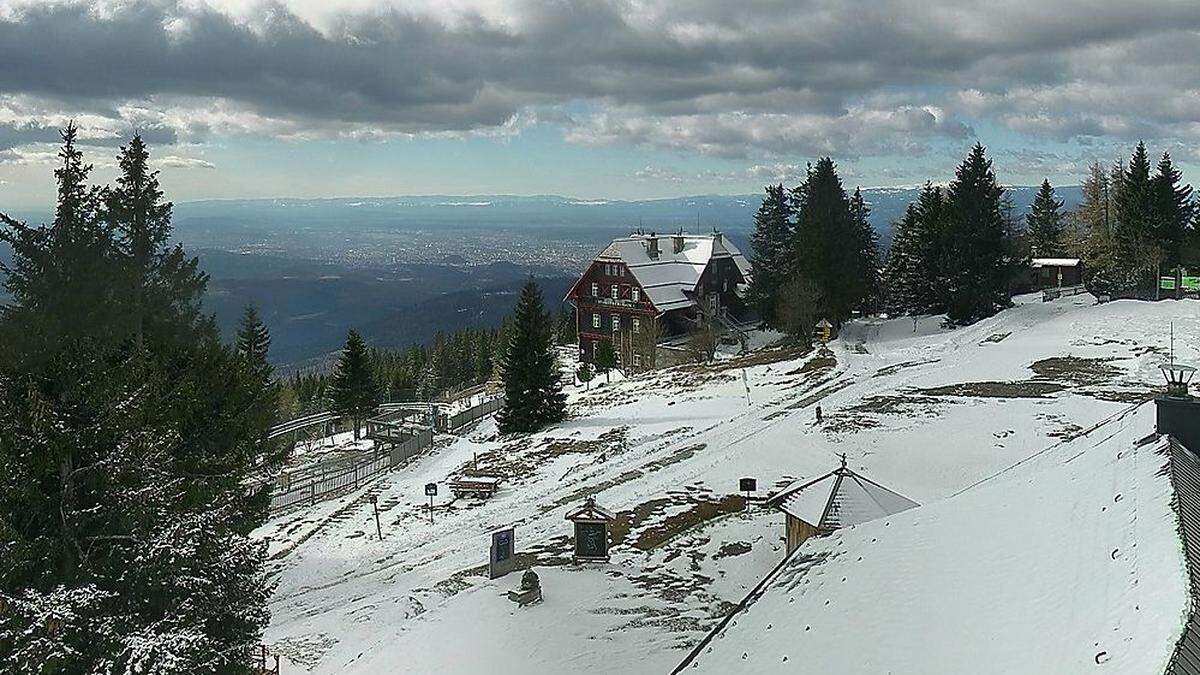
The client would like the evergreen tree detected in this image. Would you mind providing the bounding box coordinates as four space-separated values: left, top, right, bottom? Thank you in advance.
793 158 865 324
497 281 566 433
576 363 594 390
0 129 274 671
594 340 618 383
748 184 793 325
1115 142 1156 254
1026 179 1065 257
236 304 272 373
882 184 946 316
330 329 378 439
849 187 882 313
942 143 1019 325
1151 152 1194 269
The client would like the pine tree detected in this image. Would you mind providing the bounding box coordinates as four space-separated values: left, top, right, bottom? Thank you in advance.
1151 152 1194 269
748 184 794 325
0 129 274 671
1026 179 1065 257
498 281 566 433
236 305 272 372
331 329 378 439
942 143 1019 325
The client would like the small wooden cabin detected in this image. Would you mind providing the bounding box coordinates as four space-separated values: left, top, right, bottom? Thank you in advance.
1029 258 1083 289
766 456 918 555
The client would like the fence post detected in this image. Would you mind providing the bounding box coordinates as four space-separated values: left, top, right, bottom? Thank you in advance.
310 483 316 506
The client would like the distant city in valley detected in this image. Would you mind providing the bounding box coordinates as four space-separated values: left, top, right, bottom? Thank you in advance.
10 186 1076 368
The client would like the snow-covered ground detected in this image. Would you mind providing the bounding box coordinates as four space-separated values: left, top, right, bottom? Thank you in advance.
690 402 1186 674
256 294 1199 674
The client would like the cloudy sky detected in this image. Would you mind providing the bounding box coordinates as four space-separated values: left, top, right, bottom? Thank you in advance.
0 0 1198 207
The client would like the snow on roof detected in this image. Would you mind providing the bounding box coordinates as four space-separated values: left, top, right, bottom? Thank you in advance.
564 496 616 522
767 459 919 529
594 232 750 313
689 404 1190 675
1031 257 1082 267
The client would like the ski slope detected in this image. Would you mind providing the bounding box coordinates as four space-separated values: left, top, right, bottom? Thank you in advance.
255 294 1199 674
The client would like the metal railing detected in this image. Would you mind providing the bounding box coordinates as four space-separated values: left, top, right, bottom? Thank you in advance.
447 396 504 430
269 429 434 515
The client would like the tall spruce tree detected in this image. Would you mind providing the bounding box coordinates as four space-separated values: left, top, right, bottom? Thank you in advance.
1116 142 1156 254
1151 152 1194 269
331 329 378 439
748 184 794 325
236 305 272 372
793 158 865 324
883 183 945 315
498 281 566 433
0 129 274 671
942 143 1019 325
849 187 882 313
1026 179 1065 257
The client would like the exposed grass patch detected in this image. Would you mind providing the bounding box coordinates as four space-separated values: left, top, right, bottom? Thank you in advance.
1030 356 1122 385
915 381 1067 398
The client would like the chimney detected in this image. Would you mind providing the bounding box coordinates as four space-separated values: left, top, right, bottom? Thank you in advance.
672 233 685 254
647 233 660 259
1157 362 1200 453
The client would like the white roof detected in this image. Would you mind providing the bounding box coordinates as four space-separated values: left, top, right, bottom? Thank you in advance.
1031 257 1081 267
690 404 1189 674
594 233 751 313
770 461 918 529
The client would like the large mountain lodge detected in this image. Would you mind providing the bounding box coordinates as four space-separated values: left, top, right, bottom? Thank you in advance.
564 231 753 370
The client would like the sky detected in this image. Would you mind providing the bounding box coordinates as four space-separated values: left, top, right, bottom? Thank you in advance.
0 0 1198 208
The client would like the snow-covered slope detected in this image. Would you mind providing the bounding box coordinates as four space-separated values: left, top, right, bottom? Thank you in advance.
256 294 1199 674
688 403 1188 674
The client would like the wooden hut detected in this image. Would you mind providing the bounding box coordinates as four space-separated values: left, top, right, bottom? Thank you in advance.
766 456 918 555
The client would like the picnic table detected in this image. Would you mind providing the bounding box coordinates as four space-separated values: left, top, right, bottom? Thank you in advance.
449 475 502 499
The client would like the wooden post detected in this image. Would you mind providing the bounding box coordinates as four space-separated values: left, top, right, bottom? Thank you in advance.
371 494 382 540
310 483 316 506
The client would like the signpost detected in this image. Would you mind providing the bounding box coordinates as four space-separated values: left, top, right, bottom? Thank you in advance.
424 482 437 524
489 527 517 579
370 493 383 540
816 318 833 344
739 477 757 505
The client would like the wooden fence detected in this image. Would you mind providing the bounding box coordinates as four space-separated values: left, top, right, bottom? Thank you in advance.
1042 284 1089 302
269 429 434 515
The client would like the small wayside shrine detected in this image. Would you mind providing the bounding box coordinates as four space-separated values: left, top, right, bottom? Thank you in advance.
766 456 918 555
565 496 616 562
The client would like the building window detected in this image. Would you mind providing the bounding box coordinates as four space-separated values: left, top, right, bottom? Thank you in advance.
590 282 599 296
632 318 641 333
632 287 640 302
611 285 619 299
612 315 620 332
592 313 601 329
633 354 642 367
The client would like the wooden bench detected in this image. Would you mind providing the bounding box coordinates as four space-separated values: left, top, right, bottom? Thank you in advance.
449 475 501 499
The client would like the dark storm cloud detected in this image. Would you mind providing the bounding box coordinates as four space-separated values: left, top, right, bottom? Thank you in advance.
0 0 1197 157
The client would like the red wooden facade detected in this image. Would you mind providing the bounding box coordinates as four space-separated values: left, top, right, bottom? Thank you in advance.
570 259 658 368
